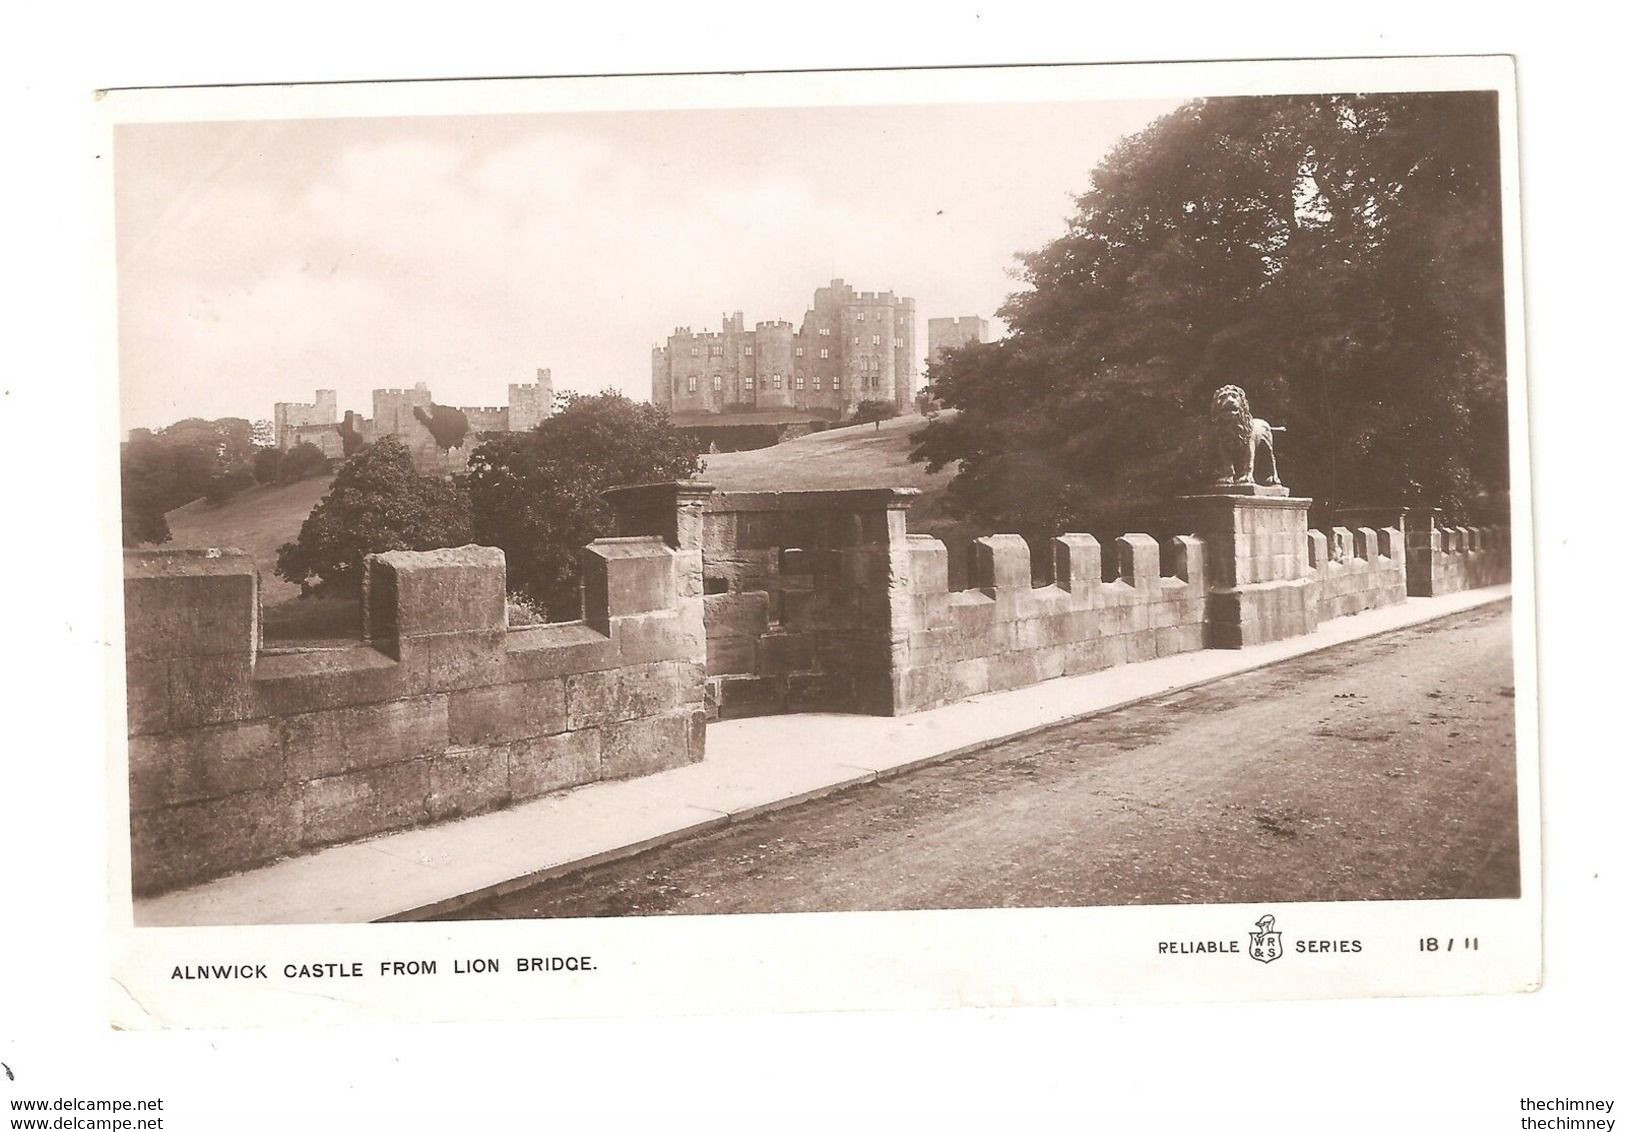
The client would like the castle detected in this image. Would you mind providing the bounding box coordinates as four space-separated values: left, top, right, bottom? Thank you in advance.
927 315 991 367
273 369 554 474
651 280 918 443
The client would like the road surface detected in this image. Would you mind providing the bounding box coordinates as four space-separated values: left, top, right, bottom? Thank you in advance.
443 602 1519 919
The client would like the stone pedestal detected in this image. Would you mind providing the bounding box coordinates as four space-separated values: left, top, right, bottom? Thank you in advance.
1177 492 1317 648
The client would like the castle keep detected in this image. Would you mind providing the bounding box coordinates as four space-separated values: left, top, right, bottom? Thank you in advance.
651 280 918 426
272 370 553 474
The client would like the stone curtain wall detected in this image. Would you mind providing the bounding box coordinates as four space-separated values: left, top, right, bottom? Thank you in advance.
1406 514 1513 596
124 539 704 894
888 532 1208 714
605 484 909 719
1306 526 1409 620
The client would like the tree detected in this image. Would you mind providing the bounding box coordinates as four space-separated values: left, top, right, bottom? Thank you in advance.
467 391 702 618
911 92 1507 532
852 399 899 430
204 469 256 505
120 417 258 546
413 403 470 450
253 446 285 484
278 441 332 484
275 436 472 598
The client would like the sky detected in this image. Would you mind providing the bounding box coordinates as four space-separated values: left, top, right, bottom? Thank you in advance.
114 97 1180 433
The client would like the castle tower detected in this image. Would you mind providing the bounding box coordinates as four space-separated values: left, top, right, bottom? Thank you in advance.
272 388 337 449
508 368 553 433
928 315 991 368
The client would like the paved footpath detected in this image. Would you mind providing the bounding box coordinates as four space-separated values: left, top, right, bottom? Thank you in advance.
134 585 1513 926
449 601 1518 918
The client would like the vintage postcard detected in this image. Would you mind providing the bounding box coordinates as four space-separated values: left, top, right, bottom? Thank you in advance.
101 55 1537 1027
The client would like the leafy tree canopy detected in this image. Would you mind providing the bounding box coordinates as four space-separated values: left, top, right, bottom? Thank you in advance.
279 441 332 484
275 436 472 599
120 416 258 546
414 403 470 451
467 391 703 618
911 92 1508 531
852 399 899 430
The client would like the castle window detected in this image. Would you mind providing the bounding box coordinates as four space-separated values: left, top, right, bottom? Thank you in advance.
857 311 865 321
813 374 821 390
795 346 803 357
744 345 753 357
853 336 860 346
833 375 841 390
712 375 722 391
773 374 783 388
819 348 829 359
689 347 699 357
745 375 755 390
710 345 723 358
819 327 831 336
871 334 880 347
686 376 697 393
795 374 805 390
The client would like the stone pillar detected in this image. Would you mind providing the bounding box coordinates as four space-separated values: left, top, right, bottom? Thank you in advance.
1177 489 1317 648
123 548 260 734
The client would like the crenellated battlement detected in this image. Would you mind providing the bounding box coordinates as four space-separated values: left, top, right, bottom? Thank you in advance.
892 530 1208 712
124 538 705 894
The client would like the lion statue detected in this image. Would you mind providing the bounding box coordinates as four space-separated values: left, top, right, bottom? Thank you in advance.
1210 384 1283 487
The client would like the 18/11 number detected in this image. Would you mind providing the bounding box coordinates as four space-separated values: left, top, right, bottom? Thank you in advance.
1419 937 1480 952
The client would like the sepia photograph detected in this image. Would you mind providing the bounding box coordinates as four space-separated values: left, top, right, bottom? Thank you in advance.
100 57 1538 1026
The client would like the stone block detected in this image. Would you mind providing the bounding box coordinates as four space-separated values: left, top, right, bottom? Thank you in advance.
1166 535 1204 590
282 696 449 782
1116 534 1160 590
972 534 1032 593
987 651 1040 693
427 744 511 821
1353 527 1378 562
711 674 787 720
951 657 991 700
129 784 302 895
614 610 691 666
619 661 690 718
426 629 509 692
1155 623 1203 658
758 631 816 674
124 549 258 662
125 657 169 736
1053 534 1102 597
167 655 256 729
128 720 282 812
447 678 566 746
582 537 677 631
510 729 602 800
706 635 758 677
366 545 507 640
600 710 697 779
300 760 431 848
503 623 618 682
704 590 771 639
253 645 427 717
906 536 951 595
785 672 855 713
561 662 687 730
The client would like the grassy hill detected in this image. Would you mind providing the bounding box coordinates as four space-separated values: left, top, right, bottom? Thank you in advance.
703 413 987 584
164 474 335 603
699 412 949 494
